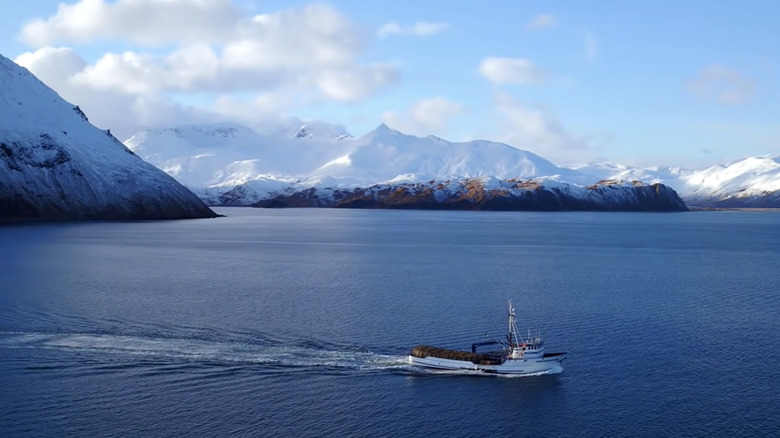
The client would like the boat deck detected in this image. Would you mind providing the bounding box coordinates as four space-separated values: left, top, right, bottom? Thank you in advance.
410 345 503 365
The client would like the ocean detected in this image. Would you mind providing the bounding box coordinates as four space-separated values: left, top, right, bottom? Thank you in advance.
1 208 778 437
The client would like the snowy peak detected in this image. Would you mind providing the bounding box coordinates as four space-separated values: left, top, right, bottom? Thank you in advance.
570 162 684 185
258 116 351 141
312 123 592 184
686 155 779 187
0 54 216 222
126 120 597 192
369 122 402 136
569 155 780 207
359 123 413 144
680 154 780 204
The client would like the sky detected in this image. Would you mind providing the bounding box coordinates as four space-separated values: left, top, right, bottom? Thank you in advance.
1 0 778 168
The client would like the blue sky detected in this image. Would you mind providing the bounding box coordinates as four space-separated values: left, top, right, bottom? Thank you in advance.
1 0 778 168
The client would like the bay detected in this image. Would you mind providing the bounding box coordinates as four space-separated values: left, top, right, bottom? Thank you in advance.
1 208 779 437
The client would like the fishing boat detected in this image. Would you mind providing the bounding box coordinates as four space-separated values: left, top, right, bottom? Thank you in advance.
409 300 566 375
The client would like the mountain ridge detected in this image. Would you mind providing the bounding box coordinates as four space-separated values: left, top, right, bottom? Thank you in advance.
0 54 218 222
125 120 779 208
127 121 594 188
573 155 780 207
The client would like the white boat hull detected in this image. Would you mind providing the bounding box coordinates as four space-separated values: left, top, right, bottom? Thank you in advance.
409 353 566 375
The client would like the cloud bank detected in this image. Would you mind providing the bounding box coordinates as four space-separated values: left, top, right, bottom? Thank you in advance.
10 0 596 166
15 0 399 138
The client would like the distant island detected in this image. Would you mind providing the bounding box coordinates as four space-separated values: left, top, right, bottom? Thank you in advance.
251 178 688 212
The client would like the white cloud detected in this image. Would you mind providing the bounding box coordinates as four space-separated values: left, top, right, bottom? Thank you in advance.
14 46 87 90
686 65 754 105
525 14 557 31
73 51 167 94
478 57 547 85
317 65 400 101
223 4 362 70
164 44 221 90
381 97 464 136
14 47 216 139
489 94 592 165
20 0 242 47
211 93 292 126
377 21 449 38
13 2 400 138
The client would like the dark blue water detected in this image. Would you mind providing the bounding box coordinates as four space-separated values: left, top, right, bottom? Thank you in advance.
1 208 779 437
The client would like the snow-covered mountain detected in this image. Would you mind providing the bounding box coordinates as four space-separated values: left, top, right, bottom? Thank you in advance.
307 123 590 184
573 156 780 207
126 122 607 206
125 121 356 188
679 156 780 207
0 55 217 222
123 118 777 210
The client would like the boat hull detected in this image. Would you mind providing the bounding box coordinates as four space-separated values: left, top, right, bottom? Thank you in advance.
409 352 566 375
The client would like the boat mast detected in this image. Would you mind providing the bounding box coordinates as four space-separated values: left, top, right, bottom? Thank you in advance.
507 300 517 348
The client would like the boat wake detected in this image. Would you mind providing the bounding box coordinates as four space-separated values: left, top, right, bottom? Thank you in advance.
0 331 408 373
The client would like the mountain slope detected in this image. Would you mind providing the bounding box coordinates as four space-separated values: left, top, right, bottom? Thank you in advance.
572 156 780 207
125 122 357 187
0 55 217 222
680 155 780 207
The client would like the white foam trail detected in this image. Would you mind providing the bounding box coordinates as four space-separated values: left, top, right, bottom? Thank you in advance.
0 331 407 370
